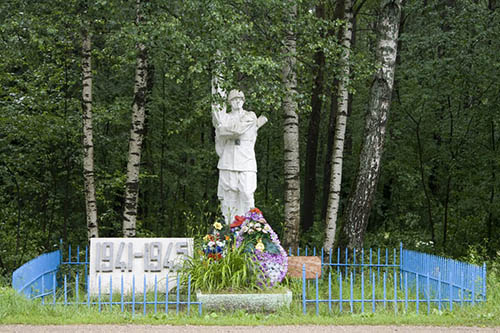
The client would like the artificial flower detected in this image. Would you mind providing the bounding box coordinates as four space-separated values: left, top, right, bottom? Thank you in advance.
230 215 246 228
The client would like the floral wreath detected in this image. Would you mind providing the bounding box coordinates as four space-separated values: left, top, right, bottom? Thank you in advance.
231 208 288 287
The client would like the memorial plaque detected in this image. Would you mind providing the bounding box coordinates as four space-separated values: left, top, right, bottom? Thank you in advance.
286 256 322 279
89 238 193 295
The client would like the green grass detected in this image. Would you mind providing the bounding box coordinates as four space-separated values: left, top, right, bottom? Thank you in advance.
1 270 498 326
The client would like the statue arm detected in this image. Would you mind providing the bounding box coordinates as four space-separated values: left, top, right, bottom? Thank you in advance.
257 115 268 129
217 112 256 137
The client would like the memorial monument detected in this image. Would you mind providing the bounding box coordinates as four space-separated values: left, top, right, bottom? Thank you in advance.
212 89 267 224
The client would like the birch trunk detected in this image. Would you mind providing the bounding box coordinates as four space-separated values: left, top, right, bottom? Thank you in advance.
123 0 148 237
323 0 353 252
342 0 402 249
282 0 300 250
82 28 98 239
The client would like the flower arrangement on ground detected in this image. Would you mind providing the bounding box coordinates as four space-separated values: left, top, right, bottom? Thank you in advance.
184 208 287 293
232 208 288 287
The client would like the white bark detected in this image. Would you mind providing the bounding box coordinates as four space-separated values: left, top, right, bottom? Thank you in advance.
123 0 148 237
282 1 300 250
82 29 98 240
323 0 353 252
344 0 402 249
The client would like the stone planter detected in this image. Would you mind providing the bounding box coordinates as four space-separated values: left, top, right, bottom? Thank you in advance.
196 290 292 312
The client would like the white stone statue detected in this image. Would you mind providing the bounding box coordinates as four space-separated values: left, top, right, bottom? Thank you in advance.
212 89 268 224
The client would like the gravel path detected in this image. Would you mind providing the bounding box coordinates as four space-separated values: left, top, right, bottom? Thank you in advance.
1 325 499 333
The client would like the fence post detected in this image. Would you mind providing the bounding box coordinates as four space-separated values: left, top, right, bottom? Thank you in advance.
483 262 487 302
328 271 332 312
315 273 319 315
302 264 306 314
339 272 343 313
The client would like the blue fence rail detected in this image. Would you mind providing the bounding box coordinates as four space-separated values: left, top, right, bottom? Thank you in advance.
299 245 486 315
32 271 202 315
13 242 486 316
12 250 61 299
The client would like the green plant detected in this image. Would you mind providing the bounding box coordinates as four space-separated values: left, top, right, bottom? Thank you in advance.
180 241 262 293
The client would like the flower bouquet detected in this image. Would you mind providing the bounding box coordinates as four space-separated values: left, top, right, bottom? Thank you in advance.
232 208 288 287
201 221 231 261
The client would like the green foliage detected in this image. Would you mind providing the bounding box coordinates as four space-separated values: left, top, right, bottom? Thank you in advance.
179 242 262 294
1 0 499 287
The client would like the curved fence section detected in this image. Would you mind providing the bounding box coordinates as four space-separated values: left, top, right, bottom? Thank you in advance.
12 250 61 299
401 249 486 305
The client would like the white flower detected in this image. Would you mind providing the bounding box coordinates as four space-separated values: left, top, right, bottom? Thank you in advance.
249 222 254 228
254 223 261 228
263 225 271 232
256 227 262 231
241 226 249 233
216 240 225 247
208 241 215 247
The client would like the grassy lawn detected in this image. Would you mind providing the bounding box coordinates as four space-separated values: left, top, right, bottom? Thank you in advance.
1 275 499 327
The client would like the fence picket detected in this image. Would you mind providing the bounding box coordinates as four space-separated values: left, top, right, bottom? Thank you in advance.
339 272 343 313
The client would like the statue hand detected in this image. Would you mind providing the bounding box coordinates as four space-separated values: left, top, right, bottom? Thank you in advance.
257 115 268 129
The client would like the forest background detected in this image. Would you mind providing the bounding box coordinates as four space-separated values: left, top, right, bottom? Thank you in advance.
0 0 499 282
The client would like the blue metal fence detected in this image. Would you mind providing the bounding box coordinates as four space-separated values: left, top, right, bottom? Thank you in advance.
299 245 487 315
400 249 486 308
12 250 61 299
13 242 486 316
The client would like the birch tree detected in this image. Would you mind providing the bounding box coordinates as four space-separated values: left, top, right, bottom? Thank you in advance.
282 0 300 250
342 0 402 249
82 27 98 239
123 0 149 237
323 0 353 252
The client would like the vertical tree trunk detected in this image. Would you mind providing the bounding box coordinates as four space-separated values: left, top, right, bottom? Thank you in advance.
82 28 98 240
323 0 354 252
282 0 300 250
341 0 403 249
302 1 326 234
321 90 338 221
123 0 148 237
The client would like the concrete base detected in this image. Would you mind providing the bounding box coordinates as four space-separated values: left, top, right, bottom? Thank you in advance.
196 290 292 312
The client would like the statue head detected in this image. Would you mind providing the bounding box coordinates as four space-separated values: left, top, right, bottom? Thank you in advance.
228 89 245 112
228 89 245 102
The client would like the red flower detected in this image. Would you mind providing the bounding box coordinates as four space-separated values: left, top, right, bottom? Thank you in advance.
230 215 246 228
250 207 262 214
207 253 222 261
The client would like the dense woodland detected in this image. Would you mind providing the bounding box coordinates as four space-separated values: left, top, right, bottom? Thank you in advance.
0 0 499 280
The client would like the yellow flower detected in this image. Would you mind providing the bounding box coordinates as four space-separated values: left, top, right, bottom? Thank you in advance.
213 222 223 230
203 234 211 241
255 239 265 251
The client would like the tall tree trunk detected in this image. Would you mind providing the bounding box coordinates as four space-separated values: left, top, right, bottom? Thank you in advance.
282 0 300 250
321 90 338 221
323 0 353 252
82 28 98 239
341 0 402 249
302 2 326 234
123 0 148 237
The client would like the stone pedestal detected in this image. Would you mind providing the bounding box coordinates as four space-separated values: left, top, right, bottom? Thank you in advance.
196 290 292 312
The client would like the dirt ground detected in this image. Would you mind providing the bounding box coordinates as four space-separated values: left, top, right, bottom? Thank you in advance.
1 325 499 333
